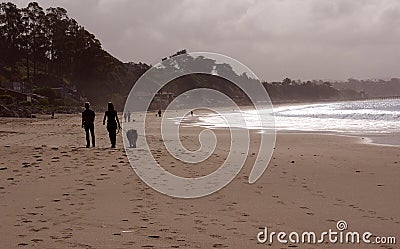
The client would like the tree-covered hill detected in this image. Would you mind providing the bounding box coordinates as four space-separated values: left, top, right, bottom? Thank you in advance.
0 1 149 112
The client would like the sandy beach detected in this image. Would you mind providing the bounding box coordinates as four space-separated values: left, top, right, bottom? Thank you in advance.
0 114 399 248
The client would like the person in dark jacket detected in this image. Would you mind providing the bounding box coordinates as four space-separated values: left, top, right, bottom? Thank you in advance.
103 102 121 148
82 102 95 148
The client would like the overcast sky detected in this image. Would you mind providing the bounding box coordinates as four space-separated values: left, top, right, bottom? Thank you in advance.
12 0 400 81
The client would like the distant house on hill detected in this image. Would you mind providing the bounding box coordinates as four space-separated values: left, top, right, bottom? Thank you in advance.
51 86 83 101
1 82 29 93
155 92 174 101
152 92 174 110
0 87 47 103
124 91 175 111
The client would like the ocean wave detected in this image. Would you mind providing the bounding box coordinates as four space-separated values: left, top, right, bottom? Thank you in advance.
175 99 400 134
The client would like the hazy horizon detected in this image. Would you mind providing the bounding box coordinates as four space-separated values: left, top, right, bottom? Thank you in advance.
11 0 400 82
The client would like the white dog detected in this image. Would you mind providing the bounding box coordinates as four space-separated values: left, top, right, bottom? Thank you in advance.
126 129 138 148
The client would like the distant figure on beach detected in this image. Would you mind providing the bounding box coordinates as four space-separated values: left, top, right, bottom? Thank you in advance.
82 102 95 148
126 129 138 148
158 110 162 117
103 102 121 148
51 111 55 119
190 110 193 117
127 111 131 122
124 112 127 123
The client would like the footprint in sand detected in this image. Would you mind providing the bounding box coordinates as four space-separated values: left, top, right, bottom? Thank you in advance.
212 243 227 248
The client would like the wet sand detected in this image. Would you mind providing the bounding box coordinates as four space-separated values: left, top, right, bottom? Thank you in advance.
0 114 399 248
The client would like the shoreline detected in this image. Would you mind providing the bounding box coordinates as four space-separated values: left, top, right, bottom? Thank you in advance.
178 114 400 147
174 99 400 147
276 130 400 147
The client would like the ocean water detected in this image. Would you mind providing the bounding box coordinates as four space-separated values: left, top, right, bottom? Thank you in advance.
179 99 400 135
273 99 400 134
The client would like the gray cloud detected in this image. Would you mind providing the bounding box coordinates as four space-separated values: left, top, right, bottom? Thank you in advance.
12 0 400 81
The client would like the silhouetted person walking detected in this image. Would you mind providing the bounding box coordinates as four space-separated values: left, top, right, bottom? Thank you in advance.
82 102 95 148
103 102 121 148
